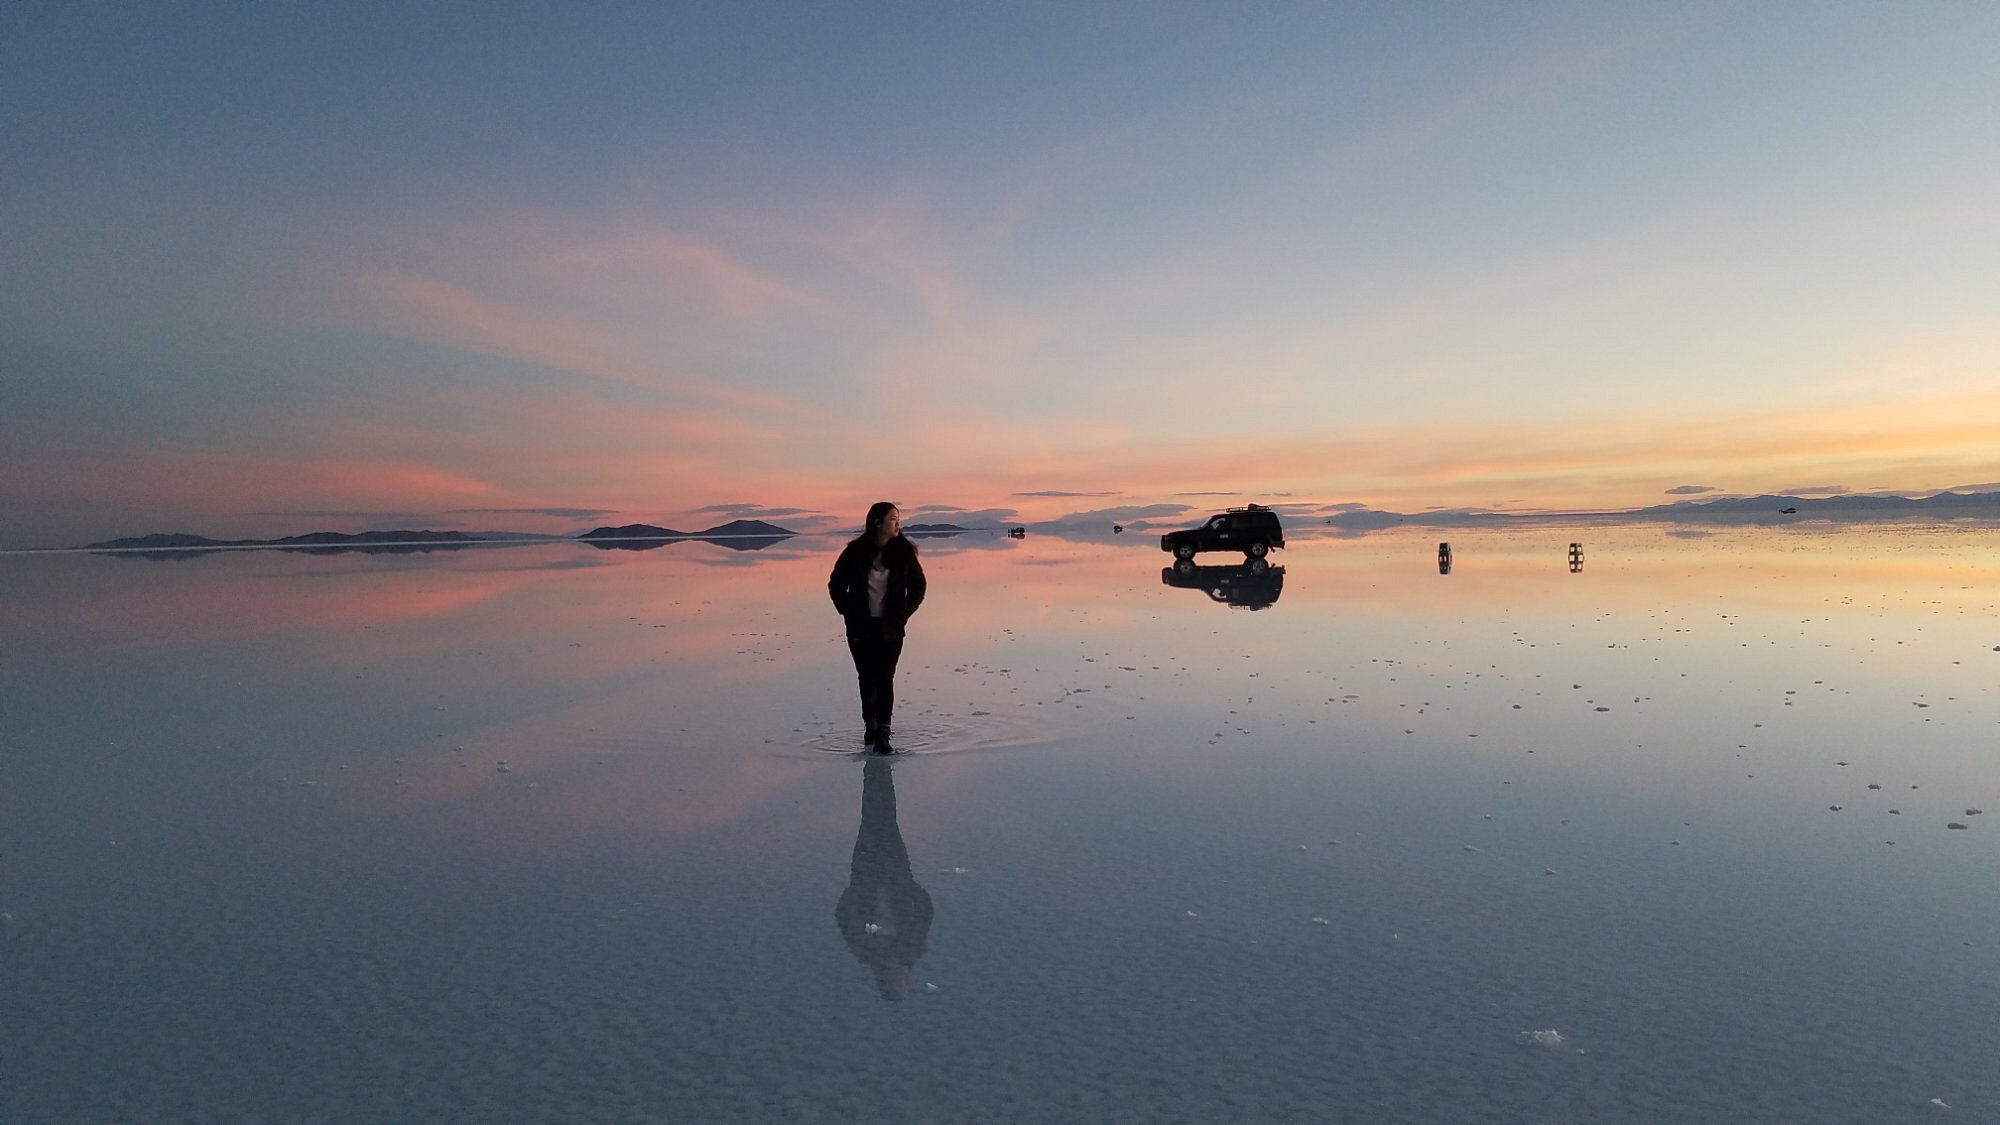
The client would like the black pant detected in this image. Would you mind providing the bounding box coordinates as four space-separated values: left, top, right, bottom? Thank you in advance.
846 622 904 729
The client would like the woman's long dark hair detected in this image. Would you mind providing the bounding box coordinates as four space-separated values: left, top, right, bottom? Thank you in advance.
851 500 917 559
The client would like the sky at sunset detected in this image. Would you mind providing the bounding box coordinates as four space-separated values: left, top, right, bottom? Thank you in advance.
5 2 1998 548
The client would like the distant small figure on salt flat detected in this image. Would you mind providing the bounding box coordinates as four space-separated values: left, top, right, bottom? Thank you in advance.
828 501 927 753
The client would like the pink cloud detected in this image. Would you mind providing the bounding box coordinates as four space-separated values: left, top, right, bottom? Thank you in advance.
325 210 827 419
541 224 826 320
349 268 806 417
5 447 499 536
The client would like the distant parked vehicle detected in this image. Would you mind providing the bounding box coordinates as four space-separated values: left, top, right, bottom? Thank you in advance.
1159 504 1285 560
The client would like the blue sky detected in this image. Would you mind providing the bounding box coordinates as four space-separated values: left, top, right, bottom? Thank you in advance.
4 1 1998 547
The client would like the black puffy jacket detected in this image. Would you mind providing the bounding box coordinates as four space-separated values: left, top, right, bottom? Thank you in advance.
827 536 927 637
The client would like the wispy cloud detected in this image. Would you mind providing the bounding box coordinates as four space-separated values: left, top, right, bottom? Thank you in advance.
1038 503 1192 527
250 509 444 521
325 209 833 422
693 503 823 520
346 267 807 418
450 507 621 519
0 446 507 544
907 506 1018 527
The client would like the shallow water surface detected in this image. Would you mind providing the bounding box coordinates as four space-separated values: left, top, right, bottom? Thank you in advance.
4 525 1998 1122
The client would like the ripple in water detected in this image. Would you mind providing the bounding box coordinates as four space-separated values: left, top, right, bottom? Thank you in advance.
793 708 1057 757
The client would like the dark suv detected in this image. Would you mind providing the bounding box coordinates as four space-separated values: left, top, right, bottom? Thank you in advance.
1160 504 1285 560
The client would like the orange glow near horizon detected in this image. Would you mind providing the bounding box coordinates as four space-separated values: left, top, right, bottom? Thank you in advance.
9 379 2000 548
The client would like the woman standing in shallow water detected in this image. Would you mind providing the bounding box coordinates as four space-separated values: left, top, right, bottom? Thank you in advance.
828 502 926 752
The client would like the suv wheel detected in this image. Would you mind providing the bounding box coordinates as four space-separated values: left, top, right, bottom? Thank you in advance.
1246 540 1268 558
1174 542 1197 560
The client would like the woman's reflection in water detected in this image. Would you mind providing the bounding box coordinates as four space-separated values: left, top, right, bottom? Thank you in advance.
835 757 933 1000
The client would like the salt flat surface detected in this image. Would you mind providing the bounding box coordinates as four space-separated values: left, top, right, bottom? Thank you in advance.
4 524 1998 1123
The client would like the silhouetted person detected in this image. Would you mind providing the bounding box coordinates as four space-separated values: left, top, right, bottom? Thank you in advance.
835 757 933 1000
828 501 926 752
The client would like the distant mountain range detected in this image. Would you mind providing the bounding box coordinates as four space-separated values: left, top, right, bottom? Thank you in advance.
1327 489 2000 528
1641 490 2000 518
84 529 557 554
573 519 983 550
77 518 1002 555
78 492 1999 555
577 519 797 552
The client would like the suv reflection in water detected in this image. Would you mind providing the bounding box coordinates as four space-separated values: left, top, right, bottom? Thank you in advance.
1161 557 1285 610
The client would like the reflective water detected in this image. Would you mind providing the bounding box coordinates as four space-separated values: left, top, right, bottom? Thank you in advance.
4 525 1998 1123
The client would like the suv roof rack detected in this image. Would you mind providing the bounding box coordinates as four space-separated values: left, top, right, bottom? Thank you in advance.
1227 503 1270 513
